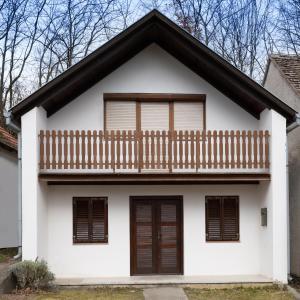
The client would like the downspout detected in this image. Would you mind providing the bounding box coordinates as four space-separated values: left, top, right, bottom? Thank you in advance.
4 110 21 260
285 113 300 280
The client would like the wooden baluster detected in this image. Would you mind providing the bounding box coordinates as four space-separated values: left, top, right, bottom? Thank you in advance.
184 131 189 169
57 130 62 169
87 130 92 169
70 130 74 169
52 130 57 169
242 130 246 168
150 131 155 169
128 131 133 169
230 130 235 169
213 131 218 168
195 131 200 170
265 130 270 169
236 130 241 168
168 131 172 172
173 131 178 169
225 130 229 169
156 130 161 169
190 131 195 169
116 130 120 169
218 131 223 169
110 131 115 170
207 130 212 169
134 131 138 169
179 131 183 169
253 130 258 168
202 130 206 169
81 130 86 169
247 131 252 169
46 130 50 169
39 130 45 169
75 130 80 169
99 131 103 169
104 131 109 169
162 131 166 169
139 131 144 172
92 130 97 169
145 131 149 169
63 130 68 169
259 131 264 169
122 131 127 169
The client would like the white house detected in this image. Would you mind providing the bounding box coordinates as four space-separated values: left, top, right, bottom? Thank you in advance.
7 11 298 284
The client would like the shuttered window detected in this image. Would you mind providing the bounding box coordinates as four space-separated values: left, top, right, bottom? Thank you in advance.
205 196 239 241
141 102 169 131
174 102 204 131
105 101 136 131
73 197 108 243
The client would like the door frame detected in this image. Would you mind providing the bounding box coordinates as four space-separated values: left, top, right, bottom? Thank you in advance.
130 195 184 276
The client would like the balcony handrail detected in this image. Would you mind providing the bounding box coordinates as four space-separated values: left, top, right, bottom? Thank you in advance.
39 130 270 171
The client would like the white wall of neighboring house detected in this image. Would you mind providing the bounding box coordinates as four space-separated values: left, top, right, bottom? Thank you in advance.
0 147 18 248
20 44 288 282
264 61 300 277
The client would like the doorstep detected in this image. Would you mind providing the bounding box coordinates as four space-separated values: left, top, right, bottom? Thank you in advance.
55 274 273 286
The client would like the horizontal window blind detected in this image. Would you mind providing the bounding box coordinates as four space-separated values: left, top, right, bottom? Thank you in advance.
174 102 204 131
141 102 169 131
105 101 136 131
73 197 108 243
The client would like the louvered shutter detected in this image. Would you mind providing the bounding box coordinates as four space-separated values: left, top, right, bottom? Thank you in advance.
205 197 222 241
105 101 136 131
174 102 204 131
73 197 108 243
222 197 239 241
141 102 169 131
91 198 108 242
73 198 89 242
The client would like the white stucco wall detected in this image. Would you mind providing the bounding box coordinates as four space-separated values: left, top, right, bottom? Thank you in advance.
46 185 262 278
47 44 258 131
0 148 18 248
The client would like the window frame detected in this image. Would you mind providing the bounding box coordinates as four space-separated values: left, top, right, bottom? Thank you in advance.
73 197 108 244
103 93 206 132
205 195 239 242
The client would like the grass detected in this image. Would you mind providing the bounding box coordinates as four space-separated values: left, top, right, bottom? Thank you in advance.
184 285 294 300
0 248 17 263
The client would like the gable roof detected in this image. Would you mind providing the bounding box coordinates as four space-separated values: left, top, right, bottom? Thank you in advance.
0 126 17 152
264 55 300 98
10 10 297 125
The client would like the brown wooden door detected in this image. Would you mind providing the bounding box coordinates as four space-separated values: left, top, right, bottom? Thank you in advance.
130 196 183 275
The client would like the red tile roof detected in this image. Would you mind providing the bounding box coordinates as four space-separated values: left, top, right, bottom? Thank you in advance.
270 55 300 96
0 126 17 151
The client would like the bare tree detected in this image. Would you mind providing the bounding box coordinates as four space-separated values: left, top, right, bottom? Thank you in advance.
0 0 46 123
278 0 300 54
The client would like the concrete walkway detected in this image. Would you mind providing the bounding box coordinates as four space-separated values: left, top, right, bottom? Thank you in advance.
143 287 188 300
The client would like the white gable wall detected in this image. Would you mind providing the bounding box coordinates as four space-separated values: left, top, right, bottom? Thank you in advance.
47 44 258 131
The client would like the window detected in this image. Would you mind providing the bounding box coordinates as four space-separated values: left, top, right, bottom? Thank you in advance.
205 196 239 241
104 94 206 132
73 197 108 243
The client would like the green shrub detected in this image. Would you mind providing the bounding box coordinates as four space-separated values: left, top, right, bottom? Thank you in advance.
10 260 55 290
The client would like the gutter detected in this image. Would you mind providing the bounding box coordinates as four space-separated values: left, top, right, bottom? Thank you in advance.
287 113 300 133
3 110 22 260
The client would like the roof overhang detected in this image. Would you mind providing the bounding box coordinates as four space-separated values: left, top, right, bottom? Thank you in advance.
10 10 297 125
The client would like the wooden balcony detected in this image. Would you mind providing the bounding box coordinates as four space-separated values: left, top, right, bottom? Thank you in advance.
38 130 270 183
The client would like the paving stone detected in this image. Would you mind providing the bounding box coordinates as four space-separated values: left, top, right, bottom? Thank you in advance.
143 287 188 300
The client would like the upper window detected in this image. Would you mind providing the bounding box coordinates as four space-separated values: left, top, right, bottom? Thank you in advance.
73 197 108 243
104 94 205 131
205 196 239 242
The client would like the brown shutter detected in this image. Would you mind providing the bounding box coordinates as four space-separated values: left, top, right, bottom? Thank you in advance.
205 197 222 241
222 197 239 241
73 198 89 243
141 102 169 131
91 198 108 242
73 197 108 243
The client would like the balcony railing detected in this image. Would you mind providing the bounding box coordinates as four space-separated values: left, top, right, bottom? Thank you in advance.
39 130 270 173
